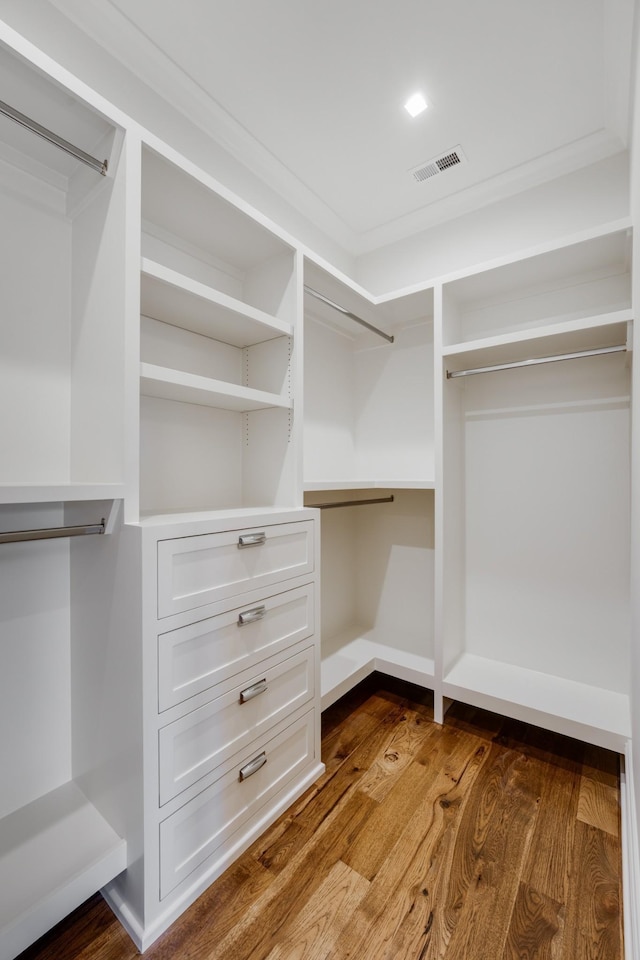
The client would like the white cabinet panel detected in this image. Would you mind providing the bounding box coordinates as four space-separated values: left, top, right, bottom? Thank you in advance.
159 710 315 898
158 645 314 804
157 521 314 617
158 583 314 711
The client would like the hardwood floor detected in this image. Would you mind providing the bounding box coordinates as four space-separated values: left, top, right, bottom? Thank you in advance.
17 674 624 960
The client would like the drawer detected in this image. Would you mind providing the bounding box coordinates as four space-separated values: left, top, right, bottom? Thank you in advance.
160 709 315 898
157 520 315 618
158 583 315 711
159 645 315 805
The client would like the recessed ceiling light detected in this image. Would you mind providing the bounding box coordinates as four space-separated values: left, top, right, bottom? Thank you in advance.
404 92 428 118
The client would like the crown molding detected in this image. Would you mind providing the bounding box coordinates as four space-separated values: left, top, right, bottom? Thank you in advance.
353 129 627 254
48 0 359 251
48 0 631 261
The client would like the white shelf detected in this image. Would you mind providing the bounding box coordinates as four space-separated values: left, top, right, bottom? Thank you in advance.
304 479 435 492
321 627 435 710
443 308 632 373
443 653 631 751
140 363 291 412
0 781 127 960
0 483 125 505
141 258 292 348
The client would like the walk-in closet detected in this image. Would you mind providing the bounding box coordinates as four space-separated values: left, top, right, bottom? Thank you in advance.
0 3 638 958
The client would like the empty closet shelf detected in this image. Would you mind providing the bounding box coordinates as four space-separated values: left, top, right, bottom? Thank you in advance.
140 363 291 412
443 653 631 750
0 781 126 960
141 259 292 347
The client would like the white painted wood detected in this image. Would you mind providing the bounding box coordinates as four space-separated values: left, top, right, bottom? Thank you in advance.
139 396 244 515
443 308 632 374
139 142 298 518
141 258 292 346
159 708 315 898
438 225 633 749
314 490 435 702
0 780 126 960
157 520 315 617
305 479 435 491
159 644 315 804
0 505 71 819
104 761 324 954
621 744 640 960
443 653 630 751
442 228 631 346
455 356 630 693
158 583 315 710
70 133 128 485
321 627 435 710
140 362 291 411
303 261 434 487
141 144 293 307
0 482 126 504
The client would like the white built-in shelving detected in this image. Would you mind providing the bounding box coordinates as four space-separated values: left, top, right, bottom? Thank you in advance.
438 224 633 750
0 31 128 960
303 258 436 706
138 144 299 518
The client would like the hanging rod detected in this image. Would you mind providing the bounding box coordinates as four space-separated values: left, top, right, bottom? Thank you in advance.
0 521 106 545
446 343 626 379
0 99 108 176
304 285 394 344
312 495 395 510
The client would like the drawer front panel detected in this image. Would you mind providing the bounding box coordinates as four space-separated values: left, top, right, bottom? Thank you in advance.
159 646 315 805
158 583 314 712
159 710 315 898
157 520 315 618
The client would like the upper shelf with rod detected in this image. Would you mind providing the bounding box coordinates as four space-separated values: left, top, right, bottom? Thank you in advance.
443 308 633 377
0 40 120 214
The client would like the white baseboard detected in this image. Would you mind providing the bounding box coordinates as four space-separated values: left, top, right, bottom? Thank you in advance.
622 742 640 959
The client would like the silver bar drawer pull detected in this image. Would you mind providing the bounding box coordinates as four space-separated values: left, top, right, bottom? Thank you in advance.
237 605 267 627
239 752 267 782
239 678 268 704
238 532 266 548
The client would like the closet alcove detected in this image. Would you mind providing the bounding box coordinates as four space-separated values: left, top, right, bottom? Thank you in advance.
303 260 437 707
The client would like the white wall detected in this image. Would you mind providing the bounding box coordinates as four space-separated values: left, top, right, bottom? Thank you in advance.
356 153 630 295
628 0 640 852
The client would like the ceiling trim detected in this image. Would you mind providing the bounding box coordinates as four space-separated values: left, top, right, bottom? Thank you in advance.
48 0 360 251
48 0 632 259
355 130 627 254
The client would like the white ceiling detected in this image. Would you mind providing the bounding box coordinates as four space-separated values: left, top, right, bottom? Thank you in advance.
49 0 635 254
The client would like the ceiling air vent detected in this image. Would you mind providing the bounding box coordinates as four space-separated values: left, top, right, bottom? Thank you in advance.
410 145 466 183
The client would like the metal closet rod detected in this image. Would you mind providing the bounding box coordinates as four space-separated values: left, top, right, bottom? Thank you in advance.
304 285 394 344
0 99 108 177
0 521 106 545
446 343 626 379
312 495 395 510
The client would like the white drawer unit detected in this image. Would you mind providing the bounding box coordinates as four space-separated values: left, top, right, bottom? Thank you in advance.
159 709 316 898
157 520 315 618
158 645 315 804
158 583 315 711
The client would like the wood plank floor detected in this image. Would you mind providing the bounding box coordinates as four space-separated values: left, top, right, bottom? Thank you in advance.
17 674 624 960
